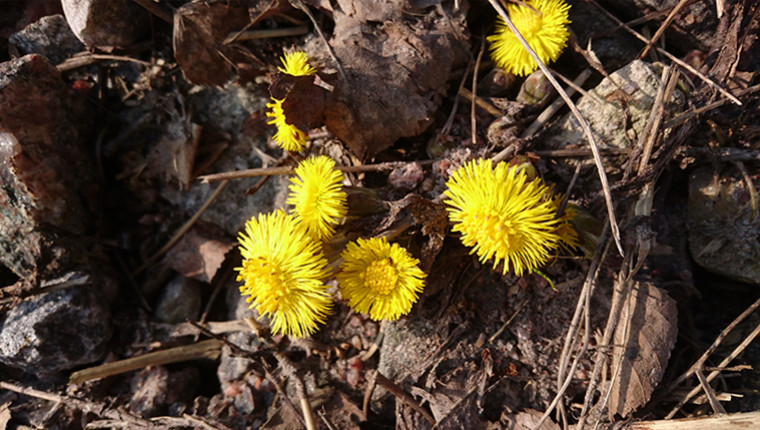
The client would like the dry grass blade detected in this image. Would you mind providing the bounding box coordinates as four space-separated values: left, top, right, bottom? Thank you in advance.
638 0 692 58
486 0 624 257
694 369 726 414
521 68 593 139
587 0 741 106
629 411 760 430
666 313 760 418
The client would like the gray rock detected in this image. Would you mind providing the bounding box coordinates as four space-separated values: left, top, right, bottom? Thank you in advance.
0 54 96 280
153 276 202 324
9 15 84 65
0 282 113 374
687 165 760 285
545 60 685 149
61 0 149 48
130 366 200 418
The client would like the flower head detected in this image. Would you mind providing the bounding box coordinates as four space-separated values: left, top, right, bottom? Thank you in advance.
266 98 307 152
444 158 561 276
236 210 332 337
287 155 347 241
278 51 317 76
487 0 571 76
337 237 426 321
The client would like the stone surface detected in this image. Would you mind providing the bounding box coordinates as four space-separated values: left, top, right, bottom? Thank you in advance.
61 0 149 48
153 275 202 324
569 1 640 71
0 280 113 374
0 54 95 280
9 14 84 65
130 366 200 418
687 165 760 286
545 60 685 149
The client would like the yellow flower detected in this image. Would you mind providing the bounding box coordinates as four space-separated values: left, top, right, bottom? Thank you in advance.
236 210 332 338
287 155 347 241
487 0 571 77
278 51 317 76
266 98 307 152
337 237 426 321
444 158 561 276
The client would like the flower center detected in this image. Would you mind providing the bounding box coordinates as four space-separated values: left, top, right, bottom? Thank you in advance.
249 257 288 311
469 210 518 252
514 8 542 36
363 258 399 295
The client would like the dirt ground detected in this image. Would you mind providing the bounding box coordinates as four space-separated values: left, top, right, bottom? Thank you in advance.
1 0 760 429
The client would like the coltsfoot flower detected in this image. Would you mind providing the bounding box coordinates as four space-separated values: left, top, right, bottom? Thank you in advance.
266 98 308 152
487 0 571 76
444 158 561 276
236 210 332 338
337 237 426 321
287 155 347 241
278 51 317 76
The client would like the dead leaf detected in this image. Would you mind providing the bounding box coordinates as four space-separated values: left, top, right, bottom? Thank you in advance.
164 223 235 283
608 281 678 419
308 2 468 158
173 0 250 86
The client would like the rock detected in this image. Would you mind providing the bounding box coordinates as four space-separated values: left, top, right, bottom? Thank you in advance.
130 366 200 418
388 162 424 191
61 0 149 48
0 54 96 281
8 15 84 65
545 60 685 149
687 165 760 285
153 276 202 324
0 280 113 374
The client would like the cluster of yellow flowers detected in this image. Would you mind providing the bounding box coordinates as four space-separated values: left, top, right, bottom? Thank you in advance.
237 154 427 338
444 158 577 276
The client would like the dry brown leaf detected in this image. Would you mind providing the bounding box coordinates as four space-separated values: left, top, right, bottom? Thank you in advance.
163 223 235 283
306 1 468 158
173 0 250 86
608 281 678 419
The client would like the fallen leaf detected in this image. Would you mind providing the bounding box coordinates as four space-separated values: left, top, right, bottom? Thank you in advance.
487 409 561 430
608 281 678 418
173 0 250 86
164 223 235 283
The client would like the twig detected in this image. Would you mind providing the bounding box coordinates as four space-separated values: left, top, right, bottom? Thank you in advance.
487 0 624 257
198 160 437 183
629 411 760 430
370 371 436 425
639 0 691 58
532 147 629 158
132 180 229 276
57 53 153 72
542 230 611 430
695 368 727 414
459 87 502 117
587 0 741 106
733 161 757 220
274 352 317 430
224 26 310 44
521 68 593 138
488 299 528 343
666 317 760 418
472 37 486 144
69 339 222 384
0 381 155 428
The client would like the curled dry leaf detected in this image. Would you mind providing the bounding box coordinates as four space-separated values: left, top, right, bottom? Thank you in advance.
163 223 235 283
608 281 678 419
173 0 250 86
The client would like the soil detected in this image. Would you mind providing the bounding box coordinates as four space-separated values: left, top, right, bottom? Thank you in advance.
1 0 760 429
